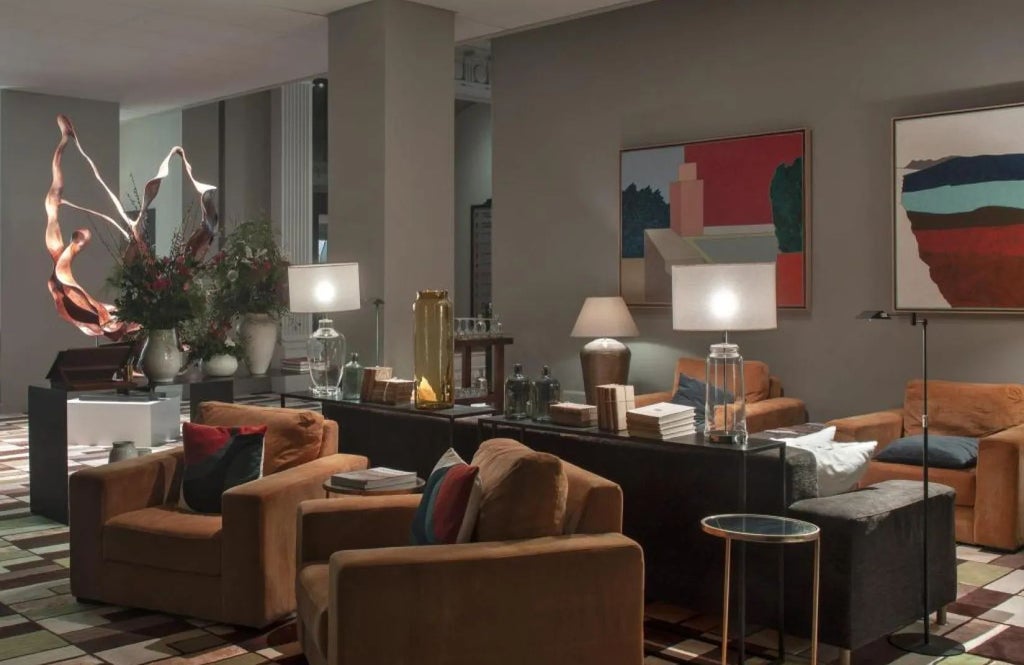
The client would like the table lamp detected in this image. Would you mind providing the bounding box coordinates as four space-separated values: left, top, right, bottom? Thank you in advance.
570 296 639 405
671 263 777 443
287 263 361 397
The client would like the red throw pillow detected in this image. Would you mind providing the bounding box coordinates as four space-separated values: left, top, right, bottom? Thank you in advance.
179 422 266 514
411 449 482 545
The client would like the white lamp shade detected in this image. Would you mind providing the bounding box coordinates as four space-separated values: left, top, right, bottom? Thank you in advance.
570 296 639 338
671 263 777 331
288 263 361 313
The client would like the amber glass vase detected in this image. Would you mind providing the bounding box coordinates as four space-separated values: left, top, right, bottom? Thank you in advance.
413 290 454 409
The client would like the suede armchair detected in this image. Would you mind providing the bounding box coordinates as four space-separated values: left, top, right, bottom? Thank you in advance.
295 456 645 665
636 357 807 433
829 379 1024 551
70 402 368 627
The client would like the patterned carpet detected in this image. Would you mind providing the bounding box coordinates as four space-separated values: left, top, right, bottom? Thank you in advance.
0 396 1019 665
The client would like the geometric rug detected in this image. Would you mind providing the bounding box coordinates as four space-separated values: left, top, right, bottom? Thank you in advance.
0 397 1020 665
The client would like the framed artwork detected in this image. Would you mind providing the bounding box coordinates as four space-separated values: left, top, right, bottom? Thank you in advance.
619 129 810 308
894 103 1024 312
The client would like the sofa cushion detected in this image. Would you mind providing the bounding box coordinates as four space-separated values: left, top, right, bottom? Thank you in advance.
671 374 732 429
861 461 976 507
296 563 329 662
904 379 1024 438
676 357 770 403
200 401 324 474
180 422 265 514
471 438 568 541
411 448 482 545
104 506 222 576
875 434 979 469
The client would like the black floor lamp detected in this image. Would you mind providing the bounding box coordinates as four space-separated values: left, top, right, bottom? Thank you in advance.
858 310 964 657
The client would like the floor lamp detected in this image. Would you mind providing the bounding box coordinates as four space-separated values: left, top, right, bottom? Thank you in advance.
858 310 964 657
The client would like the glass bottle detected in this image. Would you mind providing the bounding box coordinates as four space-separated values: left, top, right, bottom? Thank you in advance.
474 368 489 398
413 290 454 409
705 343 747 444
530 365 561 422
308 318 344 398
341 352 363 401
504 363 530 420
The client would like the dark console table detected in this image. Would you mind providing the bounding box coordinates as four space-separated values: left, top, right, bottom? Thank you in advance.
28 377 233 524
454 336 512 412
280 391 493 478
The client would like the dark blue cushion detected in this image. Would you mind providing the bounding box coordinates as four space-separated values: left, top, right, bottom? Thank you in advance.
874 434 979 469
670 374 734 428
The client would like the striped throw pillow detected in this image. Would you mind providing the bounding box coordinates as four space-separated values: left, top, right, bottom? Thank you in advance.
411 448 482 545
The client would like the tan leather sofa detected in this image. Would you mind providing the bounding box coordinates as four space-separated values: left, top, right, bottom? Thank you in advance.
295 439 645 665
70 402 368 627
636 357 807 433
829 379 1024 551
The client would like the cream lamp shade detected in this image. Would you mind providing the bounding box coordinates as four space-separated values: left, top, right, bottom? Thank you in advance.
287 263 361 313
570 297 639 338
671 263 777 331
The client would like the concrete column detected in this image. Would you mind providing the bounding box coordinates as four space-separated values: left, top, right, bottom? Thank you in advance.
327 0 454 375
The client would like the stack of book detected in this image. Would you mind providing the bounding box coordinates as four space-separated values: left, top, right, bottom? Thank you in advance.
369 378 415 405
360 366 393 401
281 357 310 373
330 467 418 491
549 402 598 427
596 384 635 432
626 402 696 441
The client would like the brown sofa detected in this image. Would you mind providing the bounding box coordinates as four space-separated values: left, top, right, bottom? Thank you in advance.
829 379 1024 551
70 402 369 627
295 438 645 665
636 357 807 433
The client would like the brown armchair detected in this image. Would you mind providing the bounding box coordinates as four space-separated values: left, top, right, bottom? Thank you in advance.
829 379 1024 551
70 402 368 627
636 357 807 433
295 442 645 665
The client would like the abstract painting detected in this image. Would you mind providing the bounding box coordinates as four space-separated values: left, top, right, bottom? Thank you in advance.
620 129 809 308
894 104 1024 312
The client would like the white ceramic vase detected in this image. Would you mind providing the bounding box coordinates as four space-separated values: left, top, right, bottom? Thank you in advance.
241 313 278 376
204 353 239 377
141 329 182 383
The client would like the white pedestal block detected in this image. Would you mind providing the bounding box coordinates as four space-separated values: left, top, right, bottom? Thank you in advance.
67 397 181 446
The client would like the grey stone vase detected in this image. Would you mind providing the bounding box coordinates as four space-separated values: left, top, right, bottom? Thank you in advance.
108 441 139 463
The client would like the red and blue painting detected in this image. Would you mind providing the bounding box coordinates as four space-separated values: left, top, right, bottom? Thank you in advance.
895 104 1024 312
620 129 809 308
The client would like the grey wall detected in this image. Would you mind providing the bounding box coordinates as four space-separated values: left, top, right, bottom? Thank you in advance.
0 91 119 413
181 103 220 232
493 0 1024 421
223 92 272 228
454 102 492 316
120 110 183 256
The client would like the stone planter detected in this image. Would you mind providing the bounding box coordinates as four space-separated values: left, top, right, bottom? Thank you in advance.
241 313 278 376
141 329 181 383
204 353 239 377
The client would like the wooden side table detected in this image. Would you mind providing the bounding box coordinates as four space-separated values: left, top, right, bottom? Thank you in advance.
322 477 425 498
455 336 513 413
701 513 820 665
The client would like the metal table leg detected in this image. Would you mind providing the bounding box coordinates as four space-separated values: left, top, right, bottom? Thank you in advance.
721 535 732 665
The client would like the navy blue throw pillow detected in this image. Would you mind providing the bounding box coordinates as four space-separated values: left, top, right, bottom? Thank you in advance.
670 374 734 427
874 434 979 469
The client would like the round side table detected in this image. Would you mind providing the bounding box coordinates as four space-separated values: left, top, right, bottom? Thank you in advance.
701 513 821 665
322 477 425 498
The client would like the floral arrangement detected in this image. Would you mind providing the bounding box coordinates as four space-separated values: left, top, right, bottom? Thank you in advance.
207 218 289 319
181 316 244 362
109 234 205 330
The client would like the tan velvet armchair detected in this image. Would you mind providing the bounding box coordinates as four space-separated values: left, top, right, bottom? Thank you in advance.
636 357 807 433
829 379 1024 551
70 402 368 628
294 453 645 665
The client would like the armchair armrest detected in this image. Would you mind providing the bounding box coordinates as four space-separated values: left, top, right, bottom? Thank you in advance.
328 533 644 665
221 453 367 627
745 397 807 433
975 423 1024 550
828 409 903 447
69 449 183 601
635 391 672 408
297 494 422 567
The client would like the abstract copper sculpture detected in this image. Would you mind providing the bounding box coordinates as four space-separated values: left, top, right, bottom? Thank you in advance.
45 114 219 340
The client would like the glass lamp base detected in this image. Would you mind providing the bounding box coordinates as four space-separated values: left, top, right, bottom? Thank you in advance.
707 429 747 445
